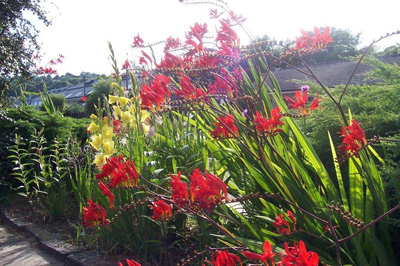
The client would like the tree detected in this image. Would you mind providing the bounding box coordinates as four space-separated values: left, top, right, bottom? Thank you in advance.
85 79 112 116
253 27 362 67
0 0 50 78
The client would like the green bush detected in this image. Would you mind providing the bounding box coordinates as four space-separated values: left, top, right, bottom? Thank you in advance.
0 106 90 181
39 94 67 113
84 79 112 116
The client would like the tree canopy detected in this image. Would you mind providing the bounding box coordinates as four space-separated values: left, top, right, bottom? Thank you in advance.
0 0 50 78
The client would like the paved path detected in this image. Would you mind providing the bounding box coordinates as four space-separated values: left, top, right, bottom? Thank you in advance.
0 221 63 266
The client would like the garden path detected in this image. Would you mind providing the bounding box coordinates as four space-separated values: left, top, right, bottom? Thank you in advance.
0 222 63 265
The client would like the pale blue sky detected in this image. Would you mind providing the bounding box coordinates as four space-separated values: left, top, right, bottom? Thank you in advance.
36 0 400 75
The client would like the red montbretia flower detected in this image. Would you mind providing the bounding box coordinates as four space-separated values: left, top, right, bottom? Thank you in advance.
285 90 308 115
279 241 319 266
216 20 240 58
122 59 131 70
132 33 144 48
273 210 296 235
151 200 173 222
338 119 367 158
176 75 205 99
140 74 171 110
113 119 121 133
119 259 141 266
211 250 242 266
82 199 108 227
190 169 228 211
170 171 189 206
210 114 239 139
309 92 321 112
164 36 180 51
254 107 284 137
242 240 277 265
95 155 139 188
81 96 87 102
295 27 333 51
99 181 115 208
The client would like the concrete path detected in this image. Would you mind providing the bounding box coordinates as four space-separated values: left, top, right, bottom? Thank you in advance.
0 222 63 266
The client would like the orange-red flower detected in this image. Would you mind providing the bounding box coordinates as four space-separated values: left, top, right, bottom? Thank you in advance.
285 90 308 115
242 240 277 265
119 259 141 266
140 74 171 110
190 169 228 211
273 210 296 235
82 199 108 227
295 27 333 51
212 250 242 266
210 114 238 139
309 93 321 112
132 34 144 48
338 119 367 158
95 155 139 188
254 107 284 136
176 75 205 99
151 200 173 222
280 241 319 266
170 172 189 206
99 181 115 208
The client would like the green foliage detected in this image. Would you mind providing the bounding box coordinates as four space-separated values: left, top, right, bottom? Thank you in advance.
39 93 67 113
361 55 400 85
0 0 50 78
84 78 112 116
303 84 400 173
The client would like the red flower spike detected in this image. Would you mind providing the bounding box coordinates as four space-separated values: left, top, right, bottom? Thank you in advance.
119 259 141 266
273 214 292 235
113 119 121 133
133 34 144 48
254 107 284 137
176 75 205 100
82 199 108 227
170 172 189 206
285 90 308 115
189 169 228 211
140 74 171 110
287 210 296 231
242 240 277 265
151 200 172 222
122 60 131 70
296 27 332 51
213 250 242 266
210 114 239 139
280 241 319 266
99 181 115 208
95 155 139 188
309 92 321 112
338 119 367 158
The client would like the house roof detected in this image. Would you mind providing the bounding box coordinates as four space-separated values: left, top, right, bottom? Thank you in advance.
270 55 400 92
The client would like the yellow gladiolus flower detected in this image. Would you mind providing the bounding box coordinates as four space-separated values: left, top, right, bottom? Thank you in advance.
113 105 122 118
102 124 114 139
102 139 117 156
90 134 103 150
121 111 132 125
119 97 130 106
87 122 100 132
94 153 107 168
109 95 119 104
90 114 98 120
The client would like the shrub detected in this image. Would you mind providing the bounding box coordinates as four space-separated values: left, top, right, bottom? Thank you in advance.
39 93 67 113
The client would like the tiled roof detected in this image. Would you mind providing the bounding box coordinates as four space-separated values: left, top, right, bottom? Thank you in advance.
270 56 400 92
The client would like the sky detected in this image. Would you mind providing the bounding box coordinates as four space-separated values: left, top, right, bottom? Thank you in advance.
36 0 400 75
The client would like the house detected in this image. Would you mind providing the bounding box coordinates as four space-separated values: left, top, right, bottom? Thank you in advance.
270 55 400 95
